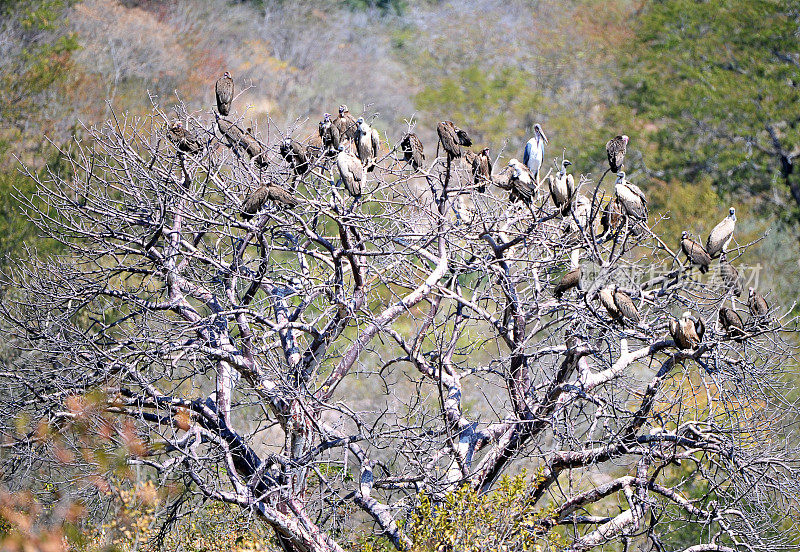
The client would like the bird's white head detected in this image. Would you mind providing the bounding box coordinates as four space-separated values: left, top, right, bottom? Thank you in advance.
748 286 755 296
223 71 231 78
283 138 292 147
681 311 693 320
339 105 348 115
356 117 366 128
616 171 626 181
729 207 736 220
534 123 548 145
681 230 689 239
337 144 346 152
622 135 629 145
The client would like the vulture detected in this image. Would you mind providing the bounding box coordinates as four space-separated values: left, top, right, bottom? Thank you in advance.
355 117 380 171
399 132 424 170
706 207 736 258
614 171 648 222
319 113 341 155
548 159 575 215
217 117 247 148
599 287 623 324
680 231 711 274
217 119 269 168
215 71 234 116
523 123 548 183
554 250 582 299
437 121 472 159
333 105 357 142
245 128 270 168
241 184 298 219
506 158 536 204
719 306 745 342
167 120 203 154
336 148 363 198
280 139 309 176
748 287 769 317
600 197 624 237
470 147 493 193
669 311 705 350
613 287 640 325
606 134 628 173
570 194 592 234
719 252 743 297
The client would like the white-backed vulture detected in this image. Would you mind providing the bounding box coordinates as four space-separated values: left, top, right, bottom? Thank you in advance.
706 207 736 258
606 134 628 173
355 117 380 172
548 159 575 215
215 71 234 116
400 132 424 170
336 148 363 198
681 231 711 274
437 121 472 158
167 120 203 154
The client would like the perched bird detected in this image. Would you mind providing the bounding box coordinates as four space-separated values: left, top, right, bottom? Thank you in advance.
167 120 203 154
606 134 629 173
506 158 536 204
748 287 769 317
245 128 270 168
719 306 745 342
669 311 705 350
336 147 363 198
399 132 424 170
569 194 592 234
217 117 247 149
333 105 357 142
471 147 493 192
319 113 341 155
548 159 575 215
215 71 234 116
680 231 711 274
613 286 641 325
706 207 736 258
437 121 472 159
241 184 299 219
354 117 380 171
280 139 309 176
600 197 624 237
523 123 548 183
554 250 582 299
614 171 648 223
599 286 623 324
719 252 743 297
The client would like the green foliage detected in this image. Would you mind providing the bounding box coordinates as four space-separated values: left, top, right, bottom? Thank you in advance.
416 64 543 147
624 0 800 215
0 0 79 127
401 472 563 552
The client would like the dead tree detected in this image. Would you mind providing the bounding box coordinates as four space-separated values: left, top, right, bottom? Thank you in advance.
1 102 799 552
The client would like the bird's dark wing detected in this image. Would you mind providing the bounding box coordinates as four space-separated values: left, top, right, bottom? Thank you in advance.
437 122 460 158
455 127 472 147
215 76 234 116
554 267 581 298
614 291 640 323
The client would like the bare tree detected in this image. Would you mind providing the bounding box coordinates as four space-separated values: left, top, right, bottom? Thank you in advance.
1 99 799 552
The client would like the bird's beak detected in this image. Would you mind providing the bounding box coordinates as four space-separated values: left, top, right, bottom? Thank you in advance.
539 128 549 144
